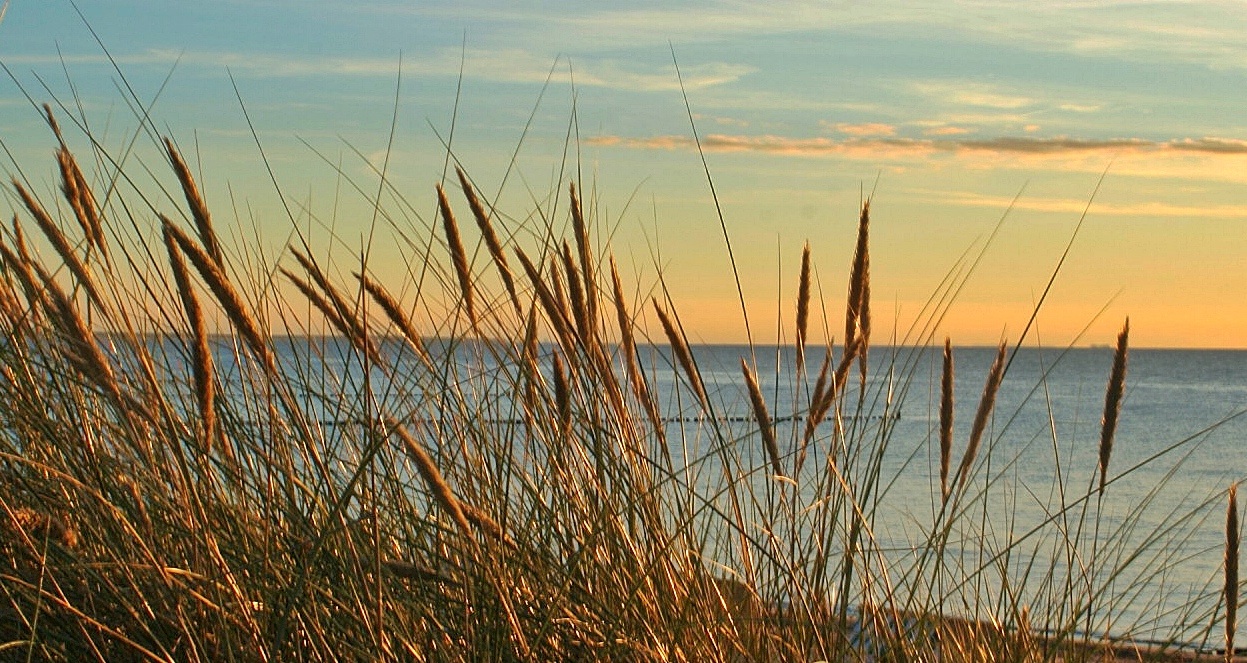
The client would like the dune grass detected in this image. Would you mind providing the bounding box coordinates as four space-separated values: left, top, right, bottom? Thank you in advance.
0 94 1241 663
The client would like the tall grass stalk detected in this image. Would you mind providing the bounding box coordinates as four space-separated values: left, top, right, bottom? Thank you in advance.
1228 483 1240 663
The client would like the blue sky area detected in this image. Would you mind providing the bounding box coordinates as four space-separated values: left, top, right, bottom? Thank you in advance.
1 1 1245 347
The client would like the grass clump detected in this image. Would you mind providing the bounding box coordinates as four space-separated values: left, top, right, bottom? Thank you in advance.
0 96 1240 663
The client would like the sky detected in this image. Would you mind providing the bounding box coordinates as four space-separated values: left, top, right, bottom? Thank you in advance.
0 1 1245 348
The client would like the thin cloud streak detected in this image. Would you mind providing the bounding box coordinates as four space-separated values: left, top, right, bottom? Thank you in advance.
0 48 752 91
389 1 1247 74
911 81 1036 110
917 190 1247 219
588 132 1247 158
826 121 897 137
923 126 972 136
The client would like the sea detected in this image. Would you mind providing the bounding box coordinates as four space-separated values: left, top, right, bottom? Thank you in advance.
640 344 1247 650
210 338 1247 650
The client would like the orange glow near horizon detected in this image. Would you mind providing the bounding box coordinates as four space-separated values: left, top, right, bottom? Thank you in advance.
4 3 1245 351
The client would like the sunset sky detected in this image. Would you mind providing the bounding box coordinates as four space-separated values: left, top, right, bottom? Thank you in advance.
1 1 1245 348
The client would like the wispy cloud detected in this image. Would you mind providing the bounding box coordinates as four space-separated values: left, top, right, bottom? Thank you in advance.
390 1 1247 74
0 48 404 75
954 90 1032 109
60 0 1247 90
825 121 897 137
954 136 1150 153
906 80 1108 123
1059 103 1101 113
930 112 1035 127
588 134 904 158
1 47 752 92
910 81 1035 110
695 113 750 128
1168 137 1247 154
0 51 171 67
917 189 1247 219
399 1 1247 72
589 132 1247 158
587 132 1247 185
923 125 971 136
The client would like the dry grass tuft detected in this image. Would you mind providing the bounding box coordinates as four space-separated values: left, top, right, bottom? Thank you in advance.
287 249 381 365
802 337 862 451
165 137 223 266
1099 318 1129 494
0 88 1222 663
652 298 707 409
742 358 782 478
569 182 597 338
282 266 381 366
37 262 121 404
795 242 811 369
956 340 1007 494
163 225 217 453
55 146 105 257
0 225 45 315
389 417 472 538
552 351 572 436
799 346 834 464
515 247 574 348
11 179 103 309
940 337 955 501
611 257 664 439
461 503 511 548
455 166 521 317
560 240 590 344
4 507 78 551
845 200 871 383
436 183 477 327
162 216 275 372
356 271 430 363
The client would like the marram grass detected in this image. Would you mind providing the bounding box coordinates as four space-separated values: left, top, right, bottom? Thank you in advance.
0 102 1240 663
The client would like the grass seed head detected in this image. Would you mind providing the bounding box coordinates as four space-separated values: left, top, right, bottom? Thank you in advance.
436 183 477 327
163 226 216 452
742 358 781 478
11 179 103 310
653 299 707 409
845 200 870 358
940 337 955 501
796 242 811 368
389 418 472 538
455 166 521 317
569 182 597 334
357 272 429 363
1099 318 1129 494
56 147 104 257
165 137 223 266
956 340 1007 494
162 217 274 373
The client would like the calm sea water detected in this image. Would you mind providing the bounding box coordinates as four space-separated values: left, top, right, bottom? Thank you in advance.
201 338 1247 647
646 344 1247 648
